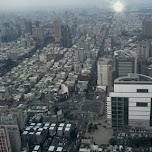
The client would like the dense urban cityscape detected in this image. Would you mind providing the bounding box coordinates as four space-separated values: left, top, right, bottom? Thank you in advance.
1 0 152 152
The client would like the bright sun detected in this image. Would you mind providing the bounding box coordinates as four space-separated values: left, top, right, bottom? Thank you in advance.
113 1 124 12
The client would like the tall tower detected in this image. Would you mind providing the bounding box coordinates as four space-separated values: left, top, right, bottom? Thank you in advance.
0 114 21 152
142 18 152 37
0 127 12 152
75 48 85 63
32 27 44 40
137 41 149 59
35 21 40 27
24 21 32 34
61 25 72 48
53 18 62 44
97 58 112 91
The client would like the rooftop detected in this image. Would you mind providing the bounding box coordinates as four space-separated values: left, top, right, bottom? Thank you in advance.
114 49 136 59
115 73 152 84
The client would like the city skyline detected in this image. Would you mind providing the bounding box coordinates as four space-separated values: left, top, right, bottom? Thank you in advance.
1 1 152 151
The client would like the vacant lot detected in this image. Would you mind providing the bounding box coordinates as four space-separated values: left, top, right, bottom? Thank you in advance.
85 115 113 144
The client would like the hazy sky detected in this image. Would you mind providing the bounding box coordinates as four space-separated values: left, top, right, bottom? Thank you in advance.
1 0 99 8
0 0 151 9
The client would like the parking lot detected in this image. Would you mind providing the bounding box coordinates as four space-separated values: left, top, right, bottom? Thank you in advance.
113 128 152 149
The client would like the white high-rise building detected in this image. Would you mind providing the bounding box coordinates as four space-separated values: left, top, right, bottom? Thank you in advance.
97 58 112 90
107 73 152 128
137 41 149 59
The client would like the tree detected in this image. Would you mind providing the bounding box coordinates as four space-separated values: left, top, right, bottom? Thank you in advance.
93 124 98 130
109 138 117 146
53 105 59 114
88 123 94 133
88 127 91 133
127 137 151 148
19 94 25 102
70 128 77 141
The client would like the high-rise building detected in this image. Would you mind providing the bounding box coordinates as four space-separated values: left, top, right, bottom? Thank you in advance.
104 37 112 53
0 127 11 152
1 23 10 37
149 40 152 57
32 27 44 40
0 114 21 152
77 37 85 49
61 25 72 48
137 41 149 59
137 58 147 75
9 108 25 130
107 74 152 128
97 58 113 91
5 125 21 152
0 39 1 47
24 21 32 34
53 18 62 44
74 62 82 73
71 17 78 37
146 65 152 77
75 48 85 63
90 49 97 62
142 19 152 37
35 21 40 27
0 87 12 102
0 107 25 130
114 50 137 78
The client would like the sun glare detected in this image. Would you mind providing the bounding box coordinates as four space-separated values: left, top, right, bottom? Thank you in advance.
113 1 124 12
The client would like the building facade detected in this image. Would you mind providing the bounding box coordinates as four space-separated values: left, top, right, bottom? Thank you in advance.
142 19 152 37
137 41 149 59
0 114 21 152
75 48 85 63
54 18 62 44
104 37 112 54
107 74 152 128
61 25 72 48
114 50 137 78
0 127 11 152
32 27 44 40
24 21 32 35
97 58 113 91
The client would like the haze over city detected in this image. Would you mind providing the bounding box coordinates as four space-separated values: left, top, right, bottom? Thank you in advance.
1 0 152 152
0 0 152 9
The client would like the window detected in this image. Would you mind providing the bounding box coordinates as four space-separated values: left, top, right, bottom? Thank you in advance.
118 102 123 106
136 102 148 107
118 115 123 119
118 106 123 110
111 97 129 128
112 119 117 123
112 97 117 101
112 102 116 106
124 98 128 102
118 111 123 114
150 99 152 126
118 97 123 101
112 115 117 118
137 89 148 93
112 106 117 111
112 111 117 114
